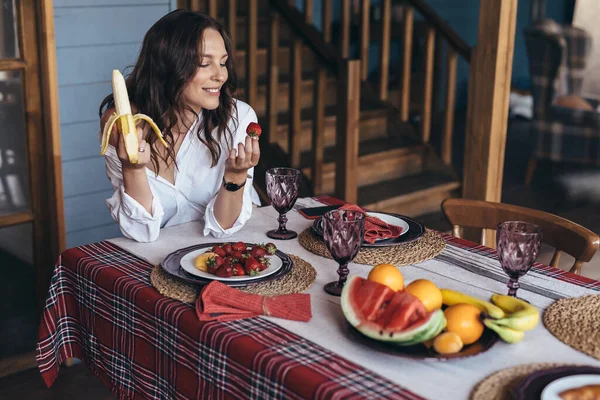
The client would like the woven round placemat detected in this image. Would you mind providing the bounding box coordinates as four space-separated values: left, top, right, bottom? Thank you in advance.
149 254 316 304
543 294 600 360
470 362 578 400
298 227 446 266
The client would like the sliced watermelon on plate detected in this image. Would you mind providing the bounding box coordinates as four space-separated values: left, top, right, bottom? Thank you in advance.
341 276 446 346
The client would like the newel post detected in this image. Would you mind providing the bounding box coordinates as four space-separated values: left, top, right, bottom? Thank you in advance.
335 60 361 204
462 0 517 245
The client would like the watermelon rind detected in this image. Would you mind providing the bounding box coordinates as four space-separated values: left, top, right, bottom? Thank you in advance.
341 276 447 346
340 275 364 328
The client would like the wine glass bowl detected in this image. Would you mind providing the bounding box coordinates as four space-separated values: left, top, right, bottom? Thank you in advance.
322 209 365 296
266 168 301 240
496 221 543 297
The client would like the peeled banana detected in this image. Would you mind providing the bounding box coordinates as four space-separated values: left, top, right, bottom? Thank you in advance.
440 289 506 319
489 294 539 332
483 319 525 344
100 69 169 163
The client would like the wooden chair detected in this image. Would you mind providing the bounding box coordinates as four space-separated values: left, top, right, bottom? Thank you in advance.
441 198 600 275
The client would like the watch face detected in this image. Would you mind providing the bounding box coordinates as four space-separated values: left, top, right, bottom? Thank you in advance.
224 182 241 191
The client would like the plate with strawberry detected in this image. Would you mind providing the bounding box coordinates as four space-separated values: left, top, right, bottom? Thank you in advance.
179 241 284 282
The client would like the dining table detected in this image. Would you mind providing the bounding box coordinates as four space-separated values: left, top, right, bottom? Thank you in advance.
36 196 600 399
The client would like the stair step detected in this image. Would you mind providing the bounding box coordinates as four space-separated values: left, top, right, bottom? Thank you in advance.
270 103 389 154
235 45 316 80
237 72 337 116
299 135 425 193
357 170 461 217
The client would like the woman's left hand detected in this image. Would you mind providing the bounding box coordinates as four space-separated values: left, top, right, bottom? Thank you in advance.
225 136 260 180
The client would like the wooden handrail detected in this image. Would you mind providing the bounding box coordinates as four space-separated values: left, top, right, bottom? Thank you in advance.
268 0 341 72
404 0 471 61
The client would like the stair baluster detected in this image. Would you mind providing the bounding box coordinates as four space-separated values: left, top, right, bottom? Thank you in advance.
289 37 303 167
378 0 391 101
421 25 435 144
265 11 280 147
340 0 351 58
359 0 370 81
400 5 414 122
311 0 332 195
208 0 217 18
246 0 258 108
335 60 361 203
442 47 457 165
227 0 236 49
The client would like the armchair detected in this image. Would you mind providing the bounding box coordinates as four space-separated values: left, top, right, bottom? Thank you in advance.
524 19 600 184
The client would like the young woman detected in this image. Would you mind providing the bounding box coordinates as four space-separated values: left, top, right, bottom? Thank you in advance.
99 10 260 243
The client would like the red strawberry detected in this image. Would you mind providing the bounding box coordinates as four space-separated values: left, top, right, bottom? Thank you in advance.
246 122 262 138
264 243 277 255
206 255 223 274
250 246 267 258
232 264 245 276
222 243 233 255
232 241 247 253
215 265 233 277
258 257 270 271
211 245 227 258
230 250 244 261
244 256 261 277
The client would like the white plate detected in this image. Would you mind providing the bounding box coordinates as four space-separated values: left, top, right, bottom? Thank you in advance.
180 247 283 282
366 212 410 238
541 374 600 400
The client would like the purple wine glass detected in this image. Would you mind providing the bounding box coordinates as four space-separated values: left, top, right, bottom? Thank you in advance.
496 221 542 297
266 168 301 240
322 210 365 296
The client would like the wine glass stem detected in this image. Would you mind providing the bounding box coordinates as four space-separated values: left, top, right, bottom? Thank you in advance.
277 212 288 232
337 263 349 286
507 277 520 297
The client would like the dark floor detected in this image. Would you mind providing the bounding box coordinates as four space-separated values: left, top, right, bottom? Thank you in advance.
0 363 113 399
1 118 599 398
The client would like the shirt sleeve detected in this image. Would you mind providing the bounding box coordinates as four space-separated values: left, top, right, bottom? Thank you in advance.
202 104 257 238
104 145 164 242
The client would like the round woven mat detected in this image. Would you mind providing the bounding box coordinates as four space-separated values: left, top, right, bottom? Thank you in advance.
470 362 579 400
543 294 600 360
149 254 316 304
298 227 446 266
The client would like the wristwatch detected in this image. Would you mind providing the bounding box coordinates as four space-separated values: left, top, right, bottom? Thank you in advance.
222 176 247 192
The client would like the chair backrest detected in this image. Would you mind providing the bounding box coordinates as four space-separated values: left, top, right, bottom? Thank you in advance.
524 19 593 118
441 198 600 275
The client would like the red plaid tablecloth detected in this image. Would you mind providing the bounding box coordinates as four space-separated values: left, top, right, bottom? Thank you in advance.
36 241 424 400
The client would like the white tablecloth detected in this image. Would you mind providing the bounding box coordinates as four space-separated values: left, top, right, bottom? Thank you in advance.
109 200 600 400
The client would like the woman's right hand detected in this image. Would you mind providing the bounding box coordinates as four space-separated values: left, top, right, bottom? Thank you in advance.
101 107 150 170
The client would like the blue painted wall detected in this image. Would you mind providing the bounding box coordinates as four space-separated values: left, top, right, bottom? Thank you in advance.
54 0 178 248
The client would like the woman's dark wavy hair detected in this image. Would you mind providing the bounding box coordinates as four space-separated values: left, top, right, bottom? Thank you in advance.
99 9 237 171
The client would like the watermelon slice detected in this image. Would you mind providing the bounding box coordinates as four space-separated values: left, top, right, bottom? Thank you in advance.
341 276 446 346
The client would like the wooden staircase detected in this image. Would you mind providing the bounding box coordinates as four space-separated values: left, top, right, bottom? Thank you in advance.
181 0 468 228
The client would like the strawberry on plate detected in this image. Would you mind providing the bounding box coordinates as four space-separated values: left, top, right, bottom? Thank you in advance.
246 122 262 138
250 246 266 259
264 242 277 255
232 241 247 253
244 256 262 277
232 264 245 276
211 245 227 258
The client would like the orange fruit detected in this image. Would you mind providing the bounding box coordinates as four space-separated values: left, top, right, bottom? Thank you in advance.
404 279 443 312
443 304 484 345
433 332 463 355
367 264 404 292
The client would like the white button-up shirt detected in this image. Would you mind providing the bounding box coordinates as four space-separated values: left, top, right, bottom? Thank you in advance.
104 100 260 242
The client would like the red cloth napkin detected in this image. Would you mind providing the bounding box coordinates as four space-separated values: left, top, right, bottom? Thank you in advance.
195 281 312 322
339 204 404 243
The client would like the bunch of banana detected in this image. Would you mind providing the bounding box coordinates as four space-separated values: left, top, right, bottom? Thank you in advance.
441 289 506 319
100 69 169 164
482 294 540 344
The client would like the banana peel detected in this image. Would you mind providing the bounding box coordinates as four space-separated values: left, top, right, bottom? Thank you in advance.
100 69 168 163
